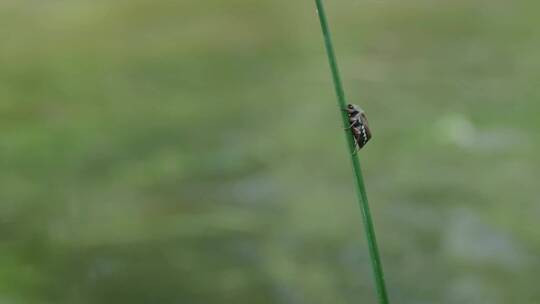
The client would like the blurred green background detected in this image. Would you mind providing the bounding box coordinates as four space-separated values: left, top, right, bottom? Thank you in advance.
1 0 540 303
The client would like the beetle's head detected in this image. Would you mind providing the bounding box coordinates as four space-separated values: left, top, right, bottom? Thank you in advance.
346 104 364 115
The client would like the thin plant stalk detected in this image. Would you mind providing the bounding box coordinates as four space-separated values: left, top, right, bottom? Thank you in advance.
314 0 390 303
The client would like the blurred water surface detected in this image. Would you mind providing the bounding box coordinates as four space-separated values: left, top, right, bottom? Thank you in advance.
1 0 540 303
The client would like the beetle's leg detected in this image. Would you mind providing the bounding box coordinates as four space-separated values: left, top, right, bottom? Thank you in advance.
344 122 355 130
345 120 362 130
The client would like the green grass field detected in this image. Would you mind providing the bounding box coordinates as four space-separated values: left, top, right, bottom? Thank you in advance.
1 0 540 303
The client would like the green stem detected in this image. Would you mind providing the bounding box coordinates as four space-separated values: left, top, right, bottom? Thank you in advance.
314 1 390 303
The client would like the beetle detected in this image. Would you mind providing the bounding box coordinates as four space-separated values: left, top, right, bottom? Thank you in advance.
344 104 372 151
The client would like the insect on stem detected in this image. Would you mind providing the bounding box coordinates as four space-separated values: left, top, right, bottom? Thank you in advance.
314 1 391 303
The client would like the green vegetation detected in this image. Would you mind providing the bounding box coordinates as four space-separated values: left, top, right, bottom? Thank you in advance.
315 0 389 302
1 0 539 303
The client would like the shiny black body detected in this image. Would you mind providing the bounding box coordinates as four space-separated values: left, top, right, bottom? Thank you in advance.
345 104 372 150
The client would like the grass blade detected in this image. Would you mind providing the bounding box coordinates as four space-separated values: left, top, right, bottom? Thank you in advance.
314 1 390 303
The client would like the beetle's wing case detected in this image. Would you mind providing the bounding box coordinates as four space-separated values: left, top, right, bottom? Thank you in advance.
359 112 371 136
351 126 367 149
351 126 363 149
346 104 371 150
